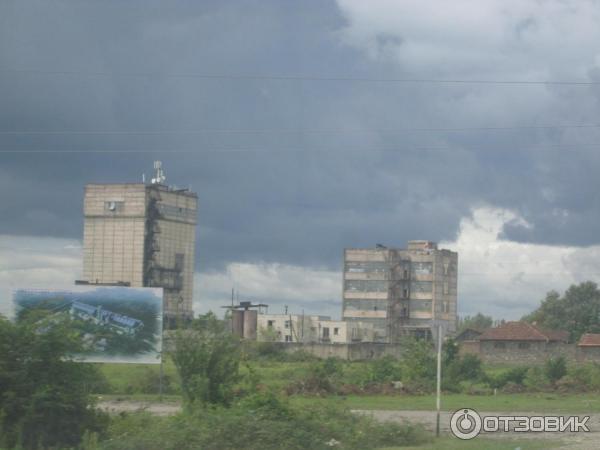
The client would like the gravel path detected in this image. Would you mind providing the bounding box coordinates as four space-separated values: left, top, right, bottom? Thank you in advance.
354 409 600 450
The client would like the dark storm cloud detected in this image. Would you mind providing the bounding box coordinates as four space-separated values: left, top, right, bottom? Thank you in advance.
1 0 600 272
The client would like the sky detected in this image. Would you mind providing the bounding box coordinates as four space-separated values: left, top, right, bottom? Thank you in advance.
1 0 600 320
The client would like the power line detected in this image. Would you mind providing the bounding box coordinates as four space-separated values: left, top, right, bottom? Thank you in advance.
2 142 600 153
1 124 600 135
2 68 600 85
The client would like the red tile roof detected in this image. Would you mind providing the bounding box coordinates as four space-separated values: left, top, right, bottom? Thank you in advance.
478 321 568 342
578 333 600 346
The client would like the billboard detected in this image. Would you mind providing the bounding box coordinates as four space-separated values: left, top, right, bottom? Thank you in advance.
12 286 163 364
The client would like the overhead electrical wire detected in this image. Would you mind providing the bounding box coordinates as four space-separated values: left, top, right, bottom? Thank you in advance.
2 68 600 85
2 142 600 153
1 123 600 135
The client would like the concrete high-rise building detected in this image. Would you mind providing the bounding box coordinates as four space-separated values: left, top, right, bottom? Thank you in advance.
82 162 197 325
342 241 457 343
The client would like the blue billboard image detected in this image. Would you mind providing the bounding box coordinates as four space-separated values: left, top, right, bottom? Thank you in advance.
13 286 163 363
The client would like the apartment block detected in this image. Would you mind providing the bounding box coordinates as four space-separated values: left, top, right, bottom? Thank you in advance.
342 241 458 342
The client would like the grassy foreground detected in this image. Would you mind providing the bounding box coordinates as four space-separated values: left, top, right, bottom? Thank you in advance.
97 361 600 414
291 392 600 413
389 436 564 450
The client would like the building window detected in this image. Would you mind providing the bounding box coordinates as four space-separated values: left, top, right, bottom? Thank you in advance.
344 280 388 292
267 320 274 328
410 281 433 293
410 300 432 312
285 335 292 342
411 262 433 275
175 253 185 271
323 327 330 338
442 301 450 313
334 328 339 336
345 261 389 273
104 201 124 212
443 281 449 295
284 320 290 329
518 342 530 349
494 342 506 349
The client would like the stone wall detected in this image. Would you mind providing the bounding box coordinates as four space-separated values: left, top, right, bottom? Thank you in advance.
463 340 577 365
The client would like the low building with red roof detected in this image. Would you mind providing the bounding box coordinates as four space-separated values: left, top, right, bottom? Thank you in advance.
577 333 600 362
459 321 573 364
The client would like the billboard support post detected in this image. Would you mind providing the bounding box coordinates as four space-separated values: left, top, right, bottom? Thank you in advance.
159 354 164 401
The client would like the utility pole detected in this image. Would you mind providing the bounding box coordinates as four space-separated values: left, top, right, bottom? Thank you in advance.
231 288 234 333
435 323 442 437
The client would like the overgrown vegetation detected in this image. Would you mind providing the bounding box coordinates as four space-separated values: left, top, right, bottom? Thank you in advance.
170 311 241 408
0 315 108 450
95 392 429 450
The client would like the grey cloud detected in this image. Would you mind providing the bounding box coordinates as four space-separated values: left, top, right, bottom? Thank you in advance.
1 0 600 277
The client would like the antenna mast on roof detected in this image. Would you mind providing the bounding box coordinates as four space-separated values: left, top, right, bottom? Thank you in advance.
151 161 166 185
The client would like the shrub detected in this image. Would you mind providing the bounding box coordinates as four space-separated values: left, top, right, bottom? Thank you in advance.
487 366 529 389
544 356 567 384
170 312 241 408
445 353 485 391
98 392 430 450
400 338 436 391
567 363 600 391
371 355 403 383
523 367 550 392
286 357 344 394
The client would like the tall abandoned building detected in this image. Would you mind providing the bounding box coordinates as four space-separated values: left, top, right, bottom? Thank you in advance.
82 162 197 325
342 241 458 342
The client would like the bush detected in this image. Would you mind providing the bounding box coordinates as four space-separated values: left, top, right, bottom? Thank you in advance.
487 366 529 389
567 363 600 391
445 354 485 391
286 357 344 395
371 355 403 383
523 367 550 392
544 356 567 384
400 338 436 392
98 392 430 450
170 312 241 408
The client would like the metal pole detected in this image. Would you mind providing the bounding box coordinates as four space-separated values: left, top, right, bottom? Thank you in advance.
436 323 442 437
159 354 164 401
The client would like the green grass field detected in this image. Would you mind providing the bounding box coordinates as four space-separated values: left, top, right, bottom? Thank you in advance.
290 392 600 413
96 360 600 414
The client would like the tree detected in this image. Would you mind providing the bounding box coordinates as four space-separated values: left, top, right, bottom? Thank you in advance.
457 313 493 333
0 315 107 450
523 282 600 341
400 337 436 389
170 311 241 408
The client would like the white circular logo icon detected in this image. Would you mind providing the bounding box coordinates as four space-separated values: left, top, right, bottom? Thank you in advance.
450 408 482 440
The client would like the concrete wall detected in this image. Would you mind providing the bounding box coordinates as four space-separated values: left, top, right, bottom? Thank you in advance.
277 342 404 361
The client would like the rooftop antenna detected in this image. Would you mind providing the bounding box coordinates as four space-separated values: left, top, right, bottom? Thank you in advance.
151 161 166 185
